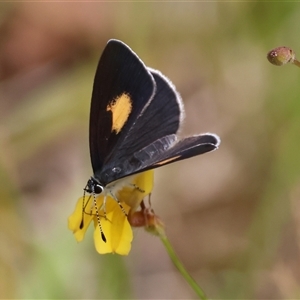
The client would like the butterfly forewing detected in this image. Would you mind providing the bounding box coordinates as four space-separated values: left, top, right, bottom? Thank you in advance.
89 40 156 174
100 69 183 178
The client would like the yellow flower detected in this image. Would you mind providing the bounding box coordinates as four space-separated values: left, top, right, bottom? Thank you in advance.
68 170 154 255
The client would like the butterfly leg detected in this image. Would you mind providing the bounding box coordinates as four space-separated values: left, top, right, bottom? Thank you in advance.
129 183 145 193
109 190 128 216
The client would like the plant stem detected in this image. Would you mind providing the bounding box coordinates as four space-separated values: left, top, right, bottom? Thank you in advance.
159 234 208 300
293 59 300 68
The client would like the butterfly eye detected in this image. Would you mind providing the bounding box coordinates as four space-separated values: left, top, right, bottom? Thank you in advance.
84 178 103 194
94 184 103 194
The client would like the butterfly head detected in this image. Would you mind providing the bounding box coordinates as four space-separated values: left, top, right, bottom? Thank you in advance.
84 177 104 195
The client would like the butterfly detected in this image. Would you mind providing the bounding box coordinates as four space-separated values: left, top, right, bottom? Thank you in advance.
84 39 220 242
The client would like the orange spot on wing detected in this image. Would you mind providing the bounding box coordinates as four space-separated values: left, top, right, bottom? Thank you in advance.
154 155 180 166
106 93 132 134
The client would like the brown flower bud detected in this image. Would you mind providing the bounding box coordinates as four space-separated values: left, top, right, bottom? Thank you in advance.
267 46 295 66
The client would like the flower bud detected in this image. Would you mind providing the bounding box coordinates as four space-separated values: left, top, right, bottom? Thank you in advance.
267 46 295 66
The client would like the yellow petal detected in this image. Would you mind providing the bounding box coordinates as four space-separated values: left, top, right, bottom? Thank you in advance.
93 197 133 255
68 196 95 242
134 170 154 195
68 170 154 255
120 170 154 211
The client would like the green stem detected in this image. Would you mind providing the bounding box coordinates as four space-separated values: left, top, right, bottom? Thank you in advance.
292 59 300 68
159 234 208 300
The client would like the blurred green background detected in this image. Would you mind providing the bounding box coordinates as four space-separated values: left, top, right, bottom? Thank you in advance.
1 2 300 299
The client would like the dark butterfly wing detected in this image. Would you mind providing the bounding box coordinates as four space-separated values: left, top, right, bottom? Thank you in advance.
141 133 220 168
94 69 184 184
90 39 220 187
119 69 183 154
99 133 220 184
89 40 155 174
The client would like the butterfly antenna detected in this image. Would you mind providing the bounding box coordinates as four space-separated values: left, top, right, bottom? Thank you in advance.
92 188 107 243
80 188 87 229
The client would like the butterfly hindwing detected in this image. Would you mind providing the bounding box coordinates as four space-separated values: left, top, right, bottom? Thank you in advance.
149 134 220 168
121 69 184 151
100 133 220 183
